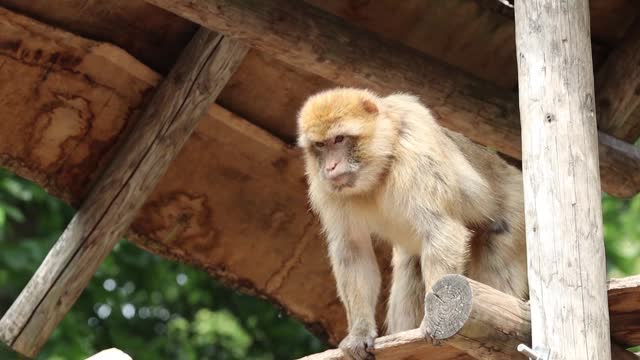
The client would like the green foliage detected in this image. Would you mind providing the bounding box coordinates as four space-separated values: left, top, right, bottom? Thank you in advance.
1 166 639 359
603 194 640 277
0 168 324 360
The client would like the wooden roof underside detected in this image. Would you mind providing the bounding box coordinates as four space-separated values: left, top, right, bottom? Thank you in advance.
1 0 640 357
6 0 640 143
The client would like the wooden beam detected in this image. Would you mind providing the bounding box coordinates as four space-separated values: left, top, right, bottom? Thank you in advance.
0 29 248 357
515 1 611 359
423 275 639 360
609 275 640 346
144 0 640 198
298 329 470 360
301 275 640 359
424 275 528 359
596 18 640 142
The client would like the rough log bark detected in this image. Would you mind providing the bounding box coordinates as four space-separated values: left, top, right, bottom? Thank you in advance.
422 275 639 360
144 0 640 198
515 1 611 359
596 18 640 142
0 28 248 357
298 329 467 360
302 275 640 360
424 275 529 359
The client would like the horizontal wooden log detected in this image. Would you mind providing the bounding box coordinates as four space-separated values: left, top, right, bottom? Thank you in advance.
298 329 469 360
423 275 640 359
145 0 640 198
0 28 248 357
425 275 528 359
300 274 640 359
596 18 640 142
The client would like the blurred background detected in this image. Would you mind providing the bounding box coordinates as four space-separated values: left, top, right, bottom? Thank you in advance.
0 167 638 359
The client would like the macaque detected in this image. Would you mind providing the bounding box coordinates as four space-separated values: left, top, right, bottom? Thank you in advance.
297 88 527 360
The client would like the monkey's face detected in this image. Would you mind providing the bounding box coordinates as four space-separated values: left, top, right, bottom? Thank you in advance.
310 135 361 191
297 88 395 195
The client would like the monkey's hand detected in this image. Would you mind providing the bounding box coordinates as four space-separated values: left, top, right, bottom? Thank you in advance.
338 329 377 360
419 316 442 347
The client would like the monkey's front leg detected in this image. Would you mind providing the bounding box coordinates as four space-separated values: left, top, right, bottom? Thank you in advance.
328 230 381 360
417 215 470 345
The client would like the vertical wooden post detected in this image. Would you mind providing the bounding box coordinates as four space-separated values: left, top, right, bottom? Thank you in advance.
514 1 611 359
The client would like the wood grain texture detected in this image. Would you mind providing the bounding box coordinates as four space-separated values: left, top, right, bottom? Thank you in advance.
298 329 471 360
0 0 197 73
302 275 640 359
145 0 640 198
596 18 640 141
0 28 247 357
425 275 530 359
424 275 640 359
515 1 611 359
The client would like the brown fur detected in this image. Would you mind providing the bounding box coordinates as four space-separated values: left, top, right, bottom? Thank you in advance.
297 87 527 360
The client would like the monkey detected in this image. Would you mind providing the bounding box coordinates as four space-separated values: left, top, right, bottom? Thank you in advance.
296 87 527 360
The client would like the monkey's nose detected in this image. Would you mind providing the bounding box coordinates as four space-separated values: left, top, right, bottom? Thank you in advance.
325 161 340 173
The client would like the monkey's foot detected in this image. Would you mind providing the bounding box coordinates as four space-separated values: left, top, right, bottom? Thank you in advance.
338 331 377 360
419 318 442 347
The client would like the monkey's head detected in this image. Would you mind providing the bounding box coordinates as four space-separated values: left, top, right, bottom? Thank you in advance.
297 88 396 195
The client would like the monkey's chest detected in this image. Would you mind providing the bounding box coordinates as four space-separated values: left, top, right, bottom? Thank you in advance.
368 213 422 256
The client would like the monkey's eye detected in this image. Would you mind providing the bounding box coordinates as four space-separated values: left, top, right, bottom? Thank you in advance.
334 135 345 144
314 141 325 148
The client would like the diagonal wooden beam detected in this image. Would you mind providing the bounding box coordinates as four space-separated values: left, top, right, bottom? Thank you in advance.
145 0 640 198
0 28 248 357
596 18 640 142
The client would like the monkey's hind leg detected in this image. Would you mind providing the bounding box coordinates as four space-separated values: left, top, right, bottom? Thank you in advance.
417 216 471 343
385 247 425 335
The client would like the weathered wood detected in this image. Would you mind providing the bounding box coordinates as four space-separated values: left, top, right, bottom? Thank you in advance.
514 1 611 359
596 18 640 142
609 275 640 346
0 0 197 73
0 29 248 357
423 275 639 360
145 0 640 198
298 329 470 360
302 275 640 360
424 275 529 359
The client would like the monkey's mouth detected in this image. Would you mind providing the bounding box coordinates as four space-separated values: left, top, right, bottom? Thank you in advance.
329 173 357 190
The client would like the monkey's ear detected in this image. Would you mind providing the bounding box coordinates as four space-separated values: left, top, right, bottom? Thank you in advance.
362 99 378 114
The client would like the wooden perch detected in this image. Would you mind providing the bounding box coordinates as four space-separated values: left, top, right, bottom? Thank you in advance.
596 18 640 142
145 0 640 198
301 274 640 359
0 29 247 357
424 275 529 359
299 329 471 360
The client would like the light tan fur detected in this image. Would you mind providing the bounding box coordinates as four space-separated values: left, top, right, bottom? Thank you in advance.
297 88 527 360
